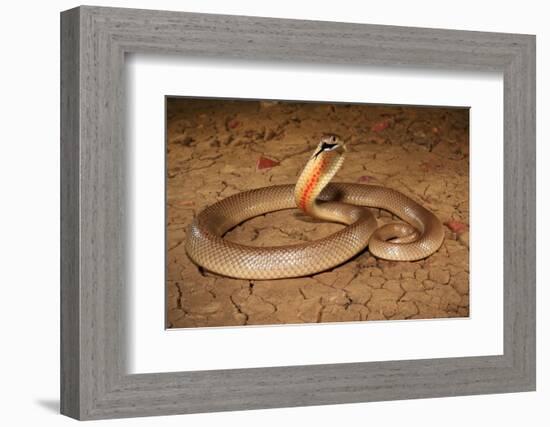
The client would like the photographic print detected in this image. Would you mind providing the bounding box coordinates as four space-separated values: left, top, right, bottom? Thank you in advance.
166 97 469 328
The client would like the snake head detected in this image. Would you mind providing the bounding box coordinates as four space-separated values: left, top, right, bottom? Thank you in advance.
313 134 346 159
296 134 347 214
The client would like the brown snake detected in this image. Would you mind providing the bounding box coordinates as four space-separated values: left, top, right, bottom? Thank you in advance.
185 135 444 279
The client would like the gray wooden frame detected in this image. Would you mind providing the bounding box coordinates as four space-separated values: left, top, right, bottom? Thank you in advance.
60 5 536 420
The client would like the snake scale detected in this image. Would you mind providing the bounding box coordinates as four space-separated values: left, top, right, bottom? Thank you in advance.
185 135 445 280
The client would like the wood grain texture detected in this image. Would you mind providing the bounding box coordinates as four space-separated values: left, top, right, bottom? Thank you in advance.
60 7 81 419
60 5 536 420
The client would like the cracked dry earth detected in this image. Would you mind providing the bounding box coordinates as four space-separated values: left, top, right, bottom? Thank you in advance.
166 98 470 328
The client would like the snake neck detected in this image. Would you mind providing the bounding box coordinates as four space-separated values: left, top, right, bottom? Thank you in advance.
294 149 345 220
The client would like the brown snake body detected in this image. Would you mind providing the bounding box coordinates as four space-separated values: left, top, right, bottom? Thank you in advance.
185 136 444 280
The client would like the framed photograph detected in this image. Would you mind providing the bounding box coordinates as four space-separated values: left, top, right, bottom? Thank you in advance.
165 97 470 330
60 6 535 420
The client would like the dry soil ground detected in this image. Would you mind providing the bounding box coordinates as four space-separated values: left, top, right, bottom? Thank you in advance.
166 98 469 328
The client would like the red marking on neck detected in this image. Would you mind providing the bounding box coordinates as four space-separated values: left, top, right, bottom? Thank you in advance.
299 159 326 212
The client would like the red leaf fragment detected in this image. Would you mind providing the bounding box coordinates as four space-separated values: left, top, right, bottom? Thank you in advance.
358 175 375 183
420 160 443 172
173 200 195 208
445 220 468 234
228 119 241 129
371 119 391 132
257 156 280 170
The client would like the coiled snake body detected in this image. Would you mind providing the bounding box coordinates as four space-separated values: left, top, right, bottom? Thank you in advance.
186 136 444 280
